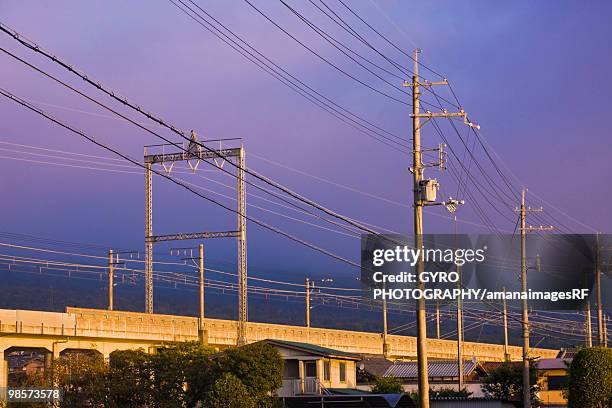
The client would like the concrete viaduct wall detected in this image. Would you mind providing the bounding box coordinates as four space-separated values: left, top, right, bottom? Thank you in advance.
0 307 558 388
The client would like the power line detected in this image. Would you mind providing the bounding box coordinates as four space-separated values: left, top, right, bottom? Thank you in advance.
0 23 400 242
241 0 410 106
168 1 409 150
0 87 362 268
0 42 371 241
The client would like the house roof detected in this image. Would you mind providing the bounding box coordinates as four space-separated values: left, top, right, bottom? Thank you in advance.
556 348 578 359
384 359 482 379
362 357 394 377
261 339 361 360
480 361 521 374
536 358 569 370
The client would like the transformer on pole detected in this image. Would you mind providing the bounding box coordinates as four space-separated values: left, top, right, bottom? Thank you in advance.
143 132 248 345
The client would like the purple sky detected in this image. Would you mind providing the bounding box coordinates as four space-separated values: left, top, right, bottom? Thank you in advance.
1 1 611 279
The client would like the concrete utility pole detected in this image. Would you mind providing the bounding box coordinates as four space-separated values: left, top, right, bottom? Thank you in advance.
503 287 510 361
108 249 114 311
410 49 430 408
436 301 440 339
199 243 207 344
605 314 609 347
403 49 476 408
517 188 553 408
585 303 593 347
596 233 604 346
305 278 311 328
383 285 389 357
457 264 463 391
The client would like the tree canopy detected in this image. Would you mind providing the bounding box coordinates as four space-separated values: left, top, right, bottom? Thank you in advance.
10 341 283 408
567 347 612 408
481 361 540 407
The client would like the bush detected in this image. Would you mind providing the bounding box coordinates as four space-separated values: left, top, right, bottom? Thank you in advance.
430 387 472 398
214 342 283 406
481 361 540 407
567 347 612 408
204 373 256 408
371 375 404 394
12 341 284 408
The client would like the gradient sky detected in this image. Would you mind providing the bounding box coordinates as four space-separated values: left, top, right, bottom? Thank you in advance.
1 1 611 281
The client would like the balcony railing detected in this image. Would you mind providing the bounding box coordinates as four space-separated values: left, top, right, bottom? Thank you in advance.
280 377 321 396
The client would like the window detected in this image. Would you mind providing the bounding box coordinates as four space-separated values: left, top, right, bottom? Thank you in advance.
305 361 317 378
323 360 330 381
547 375 568 391
339 362 346 383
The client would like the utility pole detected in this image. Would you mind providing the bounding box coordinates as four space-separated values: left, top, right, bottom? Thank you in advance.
517 188 553 408
108 249 114 311
605 314 609 347
596 233 604 346
436 301 440 339
457 263 463 391
503 287 510 361
383 294 389 357
305 278 311 328
410 49 430 408
585 304 593 347
199 243 207 344
403 49 476 408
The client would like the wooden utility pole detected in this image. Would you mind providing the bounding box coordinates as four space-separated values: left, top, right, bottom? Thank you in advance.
198 243 207 344
503 287 510 361
108 249 114 311
306 278 311 328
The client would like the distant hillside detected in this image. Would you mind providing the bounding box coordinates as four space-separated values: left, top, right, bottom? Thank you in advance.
0 270 571 350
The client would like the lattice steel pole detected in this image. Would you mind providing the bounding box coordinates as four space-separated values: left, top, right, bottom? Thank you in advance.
145 160 153 314
236 146 248 345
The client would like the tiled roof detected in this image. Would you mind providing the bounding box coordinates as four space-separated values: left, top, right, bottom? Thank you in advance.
384 360 480 379
362 357 394 377
480 361 521 374
556 348 578 359
262 339 361 360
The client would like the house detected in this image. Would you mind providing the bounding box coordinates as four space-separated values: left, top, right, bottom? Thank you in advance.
536 358 570 407
364 358 488 397
22 357 45 375
259 339 361 397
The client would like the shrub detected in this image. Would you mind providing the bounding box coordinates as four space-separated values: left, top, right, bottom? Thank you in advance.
567 347 612 408
371 375 404 394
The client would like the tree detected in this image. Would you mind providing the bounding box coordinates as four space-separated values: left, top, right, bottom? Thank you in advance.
204 373 256 408
52 352 108 408
371 375 404 394
214 342 283 407
567 347 612 408
481 361 541 407
150 341 215 408
107 349 153 408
